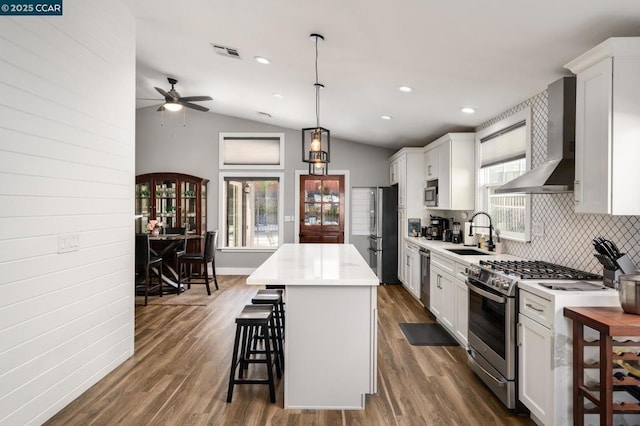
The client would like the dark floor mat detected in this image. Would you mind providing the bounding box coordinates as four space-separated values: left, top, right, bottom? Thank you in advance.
399 323 459 346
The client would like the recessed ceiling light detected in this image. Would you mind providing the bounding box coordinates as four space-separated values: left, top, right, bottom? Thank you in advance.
461 107 476 114
381 115 392 120
254 56 271 65
272 93 284 99
398 86 412 93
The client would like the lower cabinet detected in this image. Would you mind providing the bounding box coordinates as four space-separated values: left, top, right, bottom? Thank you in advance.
404 241 421 299
398 210 406 284
430 252 468 347
454 276 469 347
517 285 621 425
518 311 552 425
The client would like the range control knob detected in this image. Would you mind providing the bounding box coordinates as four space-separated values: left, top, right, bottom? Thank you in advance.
501 281 510 290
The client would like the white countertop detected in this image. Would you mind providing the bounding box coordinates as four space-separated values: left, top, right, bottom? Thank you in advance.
406 236 621 302
404 236 522 264
246 243 379 286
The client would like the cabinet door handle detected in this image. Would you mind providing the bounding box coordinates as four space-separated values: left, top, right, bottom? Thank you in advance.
517 322 522 347
427 165 432 176
525 303 544 313
574 180 580 204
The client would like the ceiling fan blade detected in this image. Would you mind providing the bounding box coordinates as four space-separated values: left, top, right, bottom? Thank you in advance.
155 87 171 98
179 96 213 102
182 102 209 112
138 97 163 101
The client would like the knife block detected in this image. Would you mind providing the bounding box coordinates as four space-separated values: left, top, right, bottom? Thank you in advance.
602 254 636 289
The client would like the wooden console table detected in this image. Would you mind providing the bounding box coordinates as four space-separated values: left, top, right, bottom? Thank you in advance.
564 306 640 426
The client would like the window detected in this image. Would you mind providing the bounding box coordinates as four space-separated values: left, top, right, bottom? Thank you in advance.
219 133 285 169
476 108 531 241
219 172 284 250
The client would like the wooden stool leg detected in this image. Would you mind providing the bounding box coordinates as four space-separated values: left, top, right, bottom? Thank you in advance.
226 325 242 403
263 325 276 403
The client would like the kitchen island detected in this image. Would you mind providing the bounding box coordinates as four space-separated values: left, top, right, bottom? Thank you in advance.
247 243 378 410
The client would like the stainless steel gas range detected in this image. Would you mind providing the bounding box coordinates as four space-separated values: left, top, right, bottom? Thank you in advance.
465 260 601 410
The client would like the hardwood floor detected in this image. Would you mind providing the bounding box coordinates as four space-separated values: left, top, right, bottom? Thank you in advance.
46 276 534 425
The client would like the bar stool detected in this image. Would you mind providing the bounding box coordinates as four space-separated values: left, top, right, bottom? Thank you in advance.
252 290 285 369
263 286 285 331
227 305 281 404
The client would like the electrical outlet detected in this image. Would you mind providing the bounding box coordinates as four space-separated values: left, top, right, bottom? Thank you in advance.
532 222 545 237
58 234 80 253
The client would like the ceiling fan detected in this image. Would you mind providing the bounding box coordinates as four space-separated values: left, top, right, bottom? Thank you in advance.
153 77 212 112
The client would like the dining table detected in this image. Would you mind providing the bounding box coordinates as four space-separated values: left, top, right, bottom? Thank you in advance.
149 233 203 291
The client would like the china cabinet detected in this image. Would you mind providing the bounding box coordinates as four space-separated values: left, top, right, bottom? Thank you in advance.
135 173 208 252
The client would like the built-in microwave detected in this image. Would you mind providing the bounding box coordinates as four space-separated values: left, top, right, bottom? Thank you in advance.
424 180 438 207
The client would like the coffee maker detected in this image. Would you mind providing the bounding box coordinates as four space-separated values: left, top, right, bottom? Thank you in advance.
429 215 450 240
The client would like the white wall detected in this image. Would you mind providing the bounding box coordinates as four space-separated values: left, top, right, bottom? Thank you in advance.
135 107 394 268
0 1 135 424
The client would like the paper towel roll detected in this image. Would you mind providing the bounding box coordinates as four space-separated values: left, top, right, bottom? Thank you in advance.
464 222 476 246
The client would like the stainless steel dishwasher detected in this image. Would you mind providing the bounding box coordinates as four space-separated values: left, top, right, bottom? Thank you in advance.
419 249 430 310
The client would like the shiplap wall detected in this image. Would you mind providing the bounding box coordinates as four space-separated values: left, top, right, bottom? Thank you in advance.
0 1 135 424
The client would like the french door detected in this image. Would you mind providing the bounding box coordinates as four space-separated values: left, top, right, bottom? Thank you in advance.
299 175 345 243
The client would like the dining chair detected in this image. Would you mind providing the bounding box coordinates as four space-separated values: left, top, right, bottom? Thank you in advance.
164 227 187 293
178 230 219 295
135 233 164 305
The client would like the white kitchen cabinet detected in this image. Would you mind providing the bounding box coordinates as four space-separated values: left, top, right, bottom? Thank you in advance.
454 273 469 347
430 253 455 333
390 148 424 287
519 311 553 425
389 160 399 185
565 37 640 215
429 266 442 317
397 209 406 284
516 283 621 426
438 268 455 331
428 252 469 347
404 241 421 299
389 148 423 210
424 146 439 180
423 133 475 210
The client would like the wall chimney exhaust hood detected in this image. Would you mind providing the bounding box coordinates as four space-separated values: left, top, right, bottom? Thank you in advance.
495 77 576 194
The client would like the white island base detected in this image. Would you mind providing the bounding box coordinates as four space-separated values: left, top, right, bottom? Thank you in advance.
247 244 378 410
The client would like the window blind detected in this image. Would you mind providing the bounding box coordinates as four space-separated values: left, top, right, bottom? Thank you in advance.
480 121 526 168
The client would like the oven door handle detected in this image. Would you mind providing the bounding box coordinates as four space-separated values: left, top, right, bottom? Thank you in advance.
466 281 506 304
467 350 507 387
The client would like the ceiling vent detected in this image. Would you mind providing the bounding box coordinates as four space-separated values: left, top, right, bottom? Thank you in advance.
210 43 241 59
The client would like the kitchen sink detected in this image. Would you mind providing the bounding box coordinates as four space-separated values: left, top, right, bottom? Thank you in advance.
445 248 493 256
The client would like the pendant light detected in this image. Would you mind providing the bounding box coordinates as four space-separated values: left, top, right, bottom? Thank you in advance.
302 33 330 176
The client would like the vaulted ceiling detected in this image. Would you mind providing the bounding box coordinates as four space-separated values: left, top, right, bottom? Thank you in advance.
131 0 640 149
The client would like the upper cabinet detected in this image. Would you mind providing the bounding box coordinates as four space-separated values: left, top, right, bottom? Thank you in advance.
424 133 475 210
424 146 439 180
389 148 423 211
565 37 640 215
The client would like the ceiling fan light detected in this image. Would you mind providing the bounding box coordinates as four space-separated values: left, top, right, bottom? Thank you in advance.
164 102 183 112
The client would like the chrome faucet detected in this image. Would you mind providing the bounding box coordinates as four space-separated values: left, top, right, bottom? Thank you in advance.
468 211 494 251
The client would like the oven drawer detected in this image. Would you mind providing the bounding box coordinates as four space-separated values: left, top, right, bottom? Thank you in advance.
519 290 553 328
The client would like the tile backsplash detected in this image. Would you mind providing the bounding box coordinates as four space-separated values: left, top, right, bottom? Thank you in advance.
476 91 640 274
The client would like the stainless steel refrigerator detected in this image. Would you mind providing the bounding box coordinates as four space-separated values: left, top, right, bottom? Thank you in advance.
367 187 400 284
